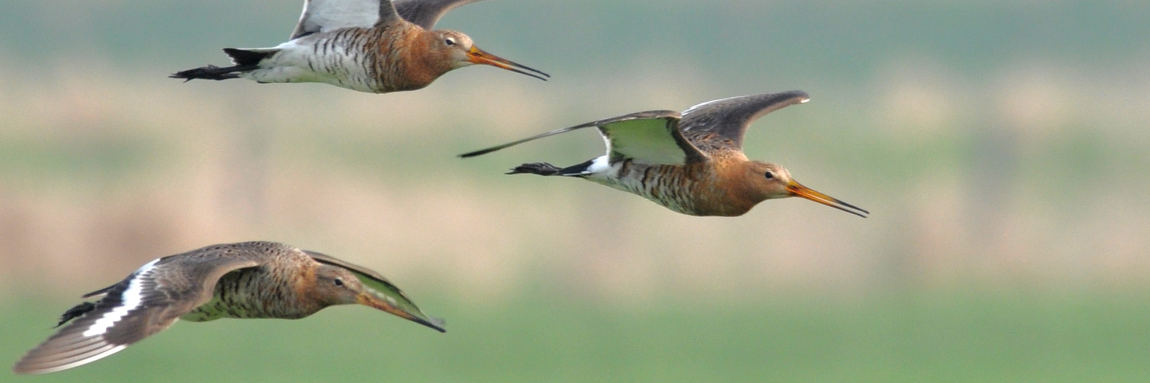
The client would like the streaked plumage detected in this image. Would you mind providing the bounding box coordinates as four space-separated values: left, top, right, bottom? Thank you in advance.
172 0 548 93
461 91 869 218
12 241 443 375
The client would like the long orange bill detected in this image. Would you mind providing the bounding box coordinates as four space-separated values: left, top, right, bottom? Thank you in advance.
786 180 869 218
468 46 550 81
357 293 446 333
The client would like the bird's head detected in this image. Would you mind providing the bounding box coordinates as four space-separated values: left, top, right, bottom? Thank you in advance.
742 161 869 218
312 265 368 306
309 263 446 332
427 30 549 80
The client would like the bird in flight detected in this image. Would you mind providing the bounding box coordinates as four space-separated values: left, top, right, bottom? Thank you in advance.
12 241 443 375
461 91 869 218
172 0 548 93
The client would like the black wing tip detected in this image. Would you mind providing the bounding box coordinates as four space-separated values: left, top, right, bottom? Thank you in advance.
459 140 522 158
782 89 810 98
458 148 494 158
759 90 810 106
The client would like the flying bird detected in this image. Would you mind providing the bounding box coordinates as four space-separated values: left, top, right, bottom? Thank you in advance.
461 91 869 218
12 241 444 375
172 0 548 93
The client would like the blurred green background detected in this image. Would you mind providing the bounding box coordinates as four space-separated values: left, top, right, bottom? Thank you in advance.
2 0 1149 381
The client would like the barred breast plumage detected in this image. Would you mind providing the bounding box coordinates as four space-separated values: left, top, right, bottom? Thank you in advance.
594 160 707 215
179 255 313 321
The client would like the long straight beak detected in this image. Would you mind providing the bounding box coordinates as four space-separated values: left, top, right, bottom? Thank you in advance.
468 46 550 81
357 293 446 333
786 180 869 218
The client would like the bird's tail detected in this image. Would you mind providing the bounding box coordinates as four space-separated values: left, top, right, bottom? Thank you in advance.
54 302 96 328
507 160 592 177
170 48 276 81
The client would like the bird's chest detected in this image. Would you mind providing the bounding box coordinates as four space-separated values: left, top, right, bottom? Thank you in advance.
180 267 313 322
286 27 412 93
356 26 440 92
602 161 713 215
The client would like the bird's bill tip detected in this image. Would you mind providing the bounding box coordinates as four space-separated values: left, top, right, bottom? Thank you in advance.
786 180 869 218
357 293 446 333
468 46 549 81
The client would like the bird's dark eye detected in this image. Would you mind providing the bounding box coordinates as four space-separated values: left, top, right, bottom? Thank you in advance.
764 171 774 179
444 37 456 46
333 278 344 287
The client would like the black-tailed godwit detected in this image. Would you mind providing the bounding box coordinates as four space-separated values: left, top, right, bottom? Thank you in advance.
12 241 443 375
172 0 548 93
461 91 869 218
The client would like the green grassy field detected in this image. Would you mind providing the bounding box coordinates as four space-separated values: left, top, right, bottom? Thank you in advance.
5 292 1148 382
2 1 1149 381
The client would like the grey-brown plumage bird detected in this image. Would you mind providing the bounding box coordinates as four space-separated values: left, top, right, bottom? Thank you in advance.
171 0 548 93
12 241 443 375
461 91 869 218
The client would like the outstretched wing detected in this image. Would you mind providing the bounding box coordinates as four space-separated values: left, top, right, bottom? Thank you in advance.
393 0 486 29
460 110 708 166
595 111 708 165
679 91 810 151
12 245 269 375
305 251 446 332
290 0 401 40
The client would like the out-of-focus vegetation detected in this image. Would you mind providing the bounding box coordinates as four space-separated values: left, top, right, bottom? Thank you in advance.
4 293 1150 383
2 1 1148 381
